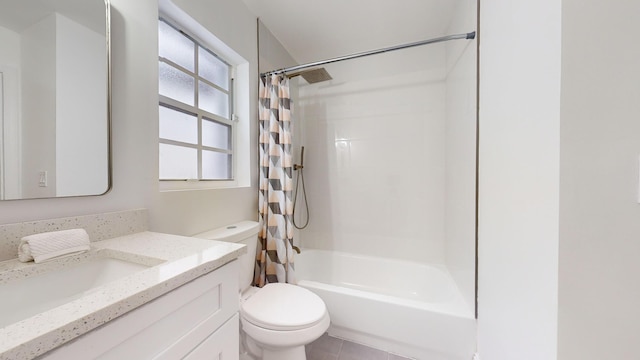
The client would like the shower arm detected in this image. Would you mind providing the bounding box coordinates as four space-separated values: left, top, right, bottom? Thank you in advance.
261 31 476 77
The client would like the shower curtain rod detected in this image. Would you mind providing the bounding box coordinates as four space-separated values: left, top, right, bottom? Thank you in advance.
261 31 476 77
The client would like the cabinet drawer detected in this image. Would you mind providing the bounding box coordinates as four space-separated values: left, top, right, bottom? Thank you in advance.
183 313 239 360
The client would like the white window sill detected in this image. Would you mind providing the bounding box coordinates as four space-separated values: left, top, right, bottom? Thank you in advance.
159 179 249 192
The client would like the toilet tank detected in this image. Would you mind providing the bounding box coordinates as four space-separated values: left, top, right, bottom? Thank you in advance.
194 220 260 292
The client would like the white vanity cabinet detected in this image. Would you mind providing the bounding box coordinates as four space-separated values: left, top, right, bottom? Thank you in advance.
40 260 240 360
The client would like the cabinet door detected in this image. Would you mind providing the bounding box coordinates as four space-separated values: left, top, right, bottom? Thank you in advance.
183 313 239 360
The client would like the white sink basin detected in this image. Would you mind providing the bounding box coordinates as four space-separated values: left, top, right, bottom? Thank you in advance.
0 257 151 328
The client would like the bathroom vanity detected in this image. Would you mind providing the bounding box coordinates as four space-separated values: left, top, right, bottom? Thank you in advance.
0 230 245 359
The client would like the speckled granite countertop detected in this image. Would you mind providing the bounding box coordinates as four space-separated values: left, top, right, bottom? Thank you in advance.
0 231 245 360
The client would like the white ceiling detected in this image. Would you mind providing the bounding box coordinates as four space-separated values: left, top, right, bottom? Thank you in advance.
241 0 459 65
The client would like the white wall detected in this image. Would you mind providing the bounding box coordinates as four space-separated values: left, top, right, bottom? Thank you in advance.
0 25 20 66
558 1 640 359
0 25 21 199
477 0 561 359
56 14 108 197
0 0 259 251
258 21 297 76
444 0 477 313
297 67 449 264
21 14 57 199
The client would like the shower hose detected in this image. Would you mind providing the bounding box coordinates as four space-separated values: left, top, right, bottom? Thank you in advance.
292 164 310 229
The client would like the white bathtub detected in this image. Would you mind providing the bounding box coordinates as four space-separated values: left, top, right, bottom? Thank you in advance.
295 249 476 360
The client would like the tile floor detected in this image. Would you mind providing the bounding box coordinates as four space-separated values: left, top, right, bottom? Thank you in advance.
306 333 413 360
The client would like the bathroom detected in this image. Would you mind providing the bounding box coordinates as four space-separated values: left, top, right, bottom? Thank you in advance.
0 0 639 359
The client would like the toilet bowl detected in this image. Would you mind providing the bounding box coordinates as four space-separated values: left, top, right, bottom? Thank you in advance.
195 221 330 360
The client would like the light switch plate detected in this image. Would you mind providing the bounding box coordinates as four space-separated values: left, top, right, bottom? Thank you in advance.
39 171 47 187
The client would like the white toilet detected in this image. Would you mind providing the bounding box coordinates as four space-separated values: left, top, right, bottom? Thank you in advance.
195 221 330 360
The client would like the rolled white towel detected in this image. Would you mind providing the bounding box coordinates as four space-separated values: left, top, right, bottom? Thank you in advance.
18 242 33 262
18 229 91 263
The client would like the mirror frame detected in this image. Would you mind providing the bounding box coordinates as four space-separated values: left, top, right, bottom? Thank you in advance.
104 0 112 198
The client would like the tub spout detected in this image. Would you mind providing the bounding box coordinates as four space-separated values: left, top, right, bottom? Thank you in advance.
292 245 301 254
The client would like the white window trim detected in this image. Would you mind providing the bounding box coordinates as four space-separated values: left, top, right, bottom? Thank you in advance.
158 0 250 191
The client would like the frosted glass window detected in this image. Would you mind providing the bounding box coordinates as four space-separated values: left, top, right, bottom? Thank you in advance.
199 47 229 90
158 16 235 183
202 151 231 179
159 144 197 179
202 118 230 150
159 21 195 72
199 81 229 119
159 106 197 144
159 62 194 106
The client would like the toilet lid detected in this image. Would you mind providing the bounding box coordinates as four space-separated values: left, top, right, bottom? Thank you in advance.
241 283 327 331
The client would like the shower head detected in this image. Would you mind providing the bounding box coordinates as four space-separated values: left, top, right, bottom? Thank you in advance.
287 68 333 84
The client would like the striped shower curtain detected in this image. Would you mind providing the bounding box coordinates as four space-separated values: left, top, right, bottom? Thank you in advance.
255 74 296 287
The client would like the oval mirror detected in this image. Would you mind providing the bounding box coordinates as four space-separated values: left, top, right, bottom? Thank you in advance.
0 0 111 200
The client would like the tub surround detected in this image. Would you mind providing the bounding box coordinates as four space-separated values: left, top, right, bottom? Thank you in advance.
0 230 245 359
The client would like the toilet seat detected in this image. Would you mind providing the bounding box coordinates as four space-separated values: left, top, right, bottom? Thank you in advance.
241 283 327 331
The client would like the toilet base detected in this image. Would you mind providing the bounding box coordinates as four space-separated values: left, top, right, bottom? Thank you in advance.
262 345 306 360
241 331 261 359
242 334 307 360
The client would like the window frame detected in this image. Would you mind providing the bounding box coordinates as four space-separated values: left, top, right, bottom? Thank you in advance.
158 17 236 182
